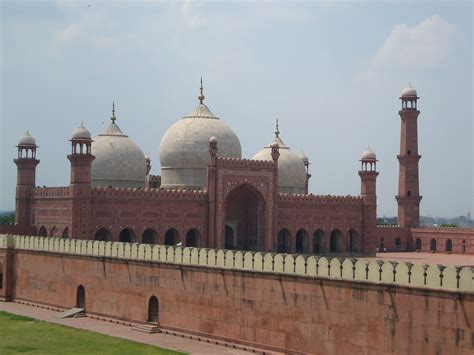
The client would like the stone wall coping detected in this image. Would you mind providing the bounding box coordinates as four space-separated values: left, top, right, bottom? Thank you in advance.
1 234 472 293
32 187 70 198
278 194 363 204
216 157 274 169
91 187 208 200
412 227 474 233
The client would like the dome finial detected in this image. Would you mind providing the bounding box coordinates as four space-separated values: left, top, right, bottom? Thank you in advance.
111 101 116 123
198 77 205 104
275 117 280 138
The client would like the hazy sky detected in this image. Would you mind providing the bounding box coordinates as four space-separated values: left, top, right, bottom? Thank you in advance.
1 0 472 217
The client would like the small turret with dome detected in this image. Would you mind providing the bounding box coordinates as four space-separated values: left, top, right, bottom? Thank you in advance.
159 79 242 190
91 102 147 188
252 119 307 194
400 83 419 110
360 146 377 172
16 131 38 159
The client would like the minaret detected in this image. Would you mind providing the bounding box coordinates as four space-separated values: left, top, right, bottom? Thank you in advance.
14 131 39 225
396 84 422 227
359 147 379 252
67 121 95 185
67 121 95 239
299 150 311 194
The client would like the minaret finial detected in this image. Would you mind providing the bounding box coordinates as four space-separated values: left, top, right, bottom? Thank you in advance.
111 101 116 123
198 77 205 104
275 117 280 138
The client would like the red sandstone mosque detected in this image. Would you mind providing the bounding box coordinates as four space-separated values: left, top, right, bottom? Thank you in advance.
9 83 473 254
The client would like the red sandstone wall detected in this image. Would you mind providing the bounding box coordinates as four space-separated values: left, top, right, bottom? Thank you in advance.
277 199 364 253
411 228 474 254
376 226 412 251
9 250 473 354
0 225 36 236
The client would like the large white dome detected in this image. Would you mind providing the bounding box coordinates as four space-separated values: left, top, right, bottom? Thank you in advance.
159 98 241 190
91 117 146 188
252 133 307 194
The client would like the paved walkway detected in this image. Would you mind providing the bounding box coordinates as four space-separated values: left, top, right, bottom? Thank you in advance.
369 252 474 266
0 302 260 355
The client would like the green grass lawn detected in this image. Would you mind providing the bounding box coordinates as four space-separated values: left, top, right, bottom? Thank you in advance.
0 311 184 354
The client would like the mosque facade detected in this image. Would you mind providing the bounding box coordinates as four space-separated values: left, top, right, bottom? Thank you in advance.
10 83 472 254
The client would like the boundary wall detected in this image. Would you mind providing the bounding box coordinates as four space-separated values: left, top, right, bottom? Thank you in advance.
1 234 472 292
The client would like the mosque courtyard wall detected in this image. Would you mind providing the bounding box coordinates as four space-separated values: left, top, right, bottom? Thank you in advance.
0 234 473 354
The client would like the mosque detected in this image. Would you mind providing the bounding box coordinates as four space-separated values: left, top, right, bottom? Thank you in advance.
10 82 472 254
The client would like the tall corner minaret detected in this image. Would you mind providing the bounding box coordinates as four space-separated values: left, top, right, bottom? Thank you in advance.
396 84 422 227
14 131 40 225
67 121 95 239
359 147 379 252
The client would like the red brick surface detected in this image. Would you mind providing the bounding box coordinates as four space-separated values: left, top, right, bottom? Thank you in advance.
7 250 473 354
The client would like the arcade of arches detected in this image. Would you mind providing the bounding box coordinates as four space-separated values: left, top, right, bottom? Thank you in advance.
224 184 266 252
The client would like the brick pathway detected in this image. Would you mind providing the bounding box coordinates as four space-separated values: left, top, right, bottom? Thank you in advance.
0 302 265 355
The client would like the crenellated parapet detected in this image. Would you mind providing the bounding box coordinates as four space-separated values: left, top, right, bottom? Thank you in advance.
32 187 71 198
1 234 472 292
216 157 274 169
278 193 363 204
91 186 208 200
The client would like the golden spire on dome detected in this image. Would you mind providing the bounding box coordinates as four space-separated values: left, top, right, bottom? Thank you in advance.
198 77 205 104
275 117 280 138
111 101 116 123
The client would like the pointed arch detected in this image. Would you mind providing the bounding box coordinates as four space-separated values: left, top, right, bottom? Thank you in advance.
38 226 47 237
95 228 111 241
415 238 422 250
313 229 325 253
50 226 59 238
62 227 69 239
445 239 452 252
430 239 437 251
119 228 134 243
295 229 308 253
148 296 159 323
142 228 157 244
330 229 342 253
76 285 85 309
348 229 358 253
185 229 199 247
224 183 266 251
164 228 180 246
225 225 235 250
277 229 291 253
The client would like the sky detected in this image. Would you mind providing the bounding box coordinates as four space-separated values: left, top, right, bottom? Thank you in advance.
0 0 472 218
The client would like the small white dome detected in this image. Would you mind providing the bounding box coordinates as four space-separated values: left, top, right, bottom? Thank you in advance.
361 147 376 161
159 97 241 190
401 84 417 98
72 122 91 140
18 131 36 147
91 118 146 188
253 135 307 194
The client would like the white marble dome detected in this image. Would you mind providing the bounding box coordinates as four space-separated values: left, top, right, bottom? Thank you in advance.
252 133 307 194
361 147 376 161
159 98 242 190
18 131 37 147
72 122 91 140
401 84 417 98
91 117 146 188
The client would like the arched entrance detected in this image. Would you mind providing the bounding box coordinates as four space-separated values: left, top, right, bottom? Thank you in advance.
415 238 422 250
224 184 266 251
225 225 235 250
165 229 179 246
430 239 437 251
148 296 159 323
142 228 157 244
277 229 291 253
119 228 134 243
62 227 69 238
313 229 325 253
295 229 308 253
445 239 452 252
186 229 199 247
95 228 111 241
348 229 358 253
38 226 47 237
76 285 85 309
330 229 342 253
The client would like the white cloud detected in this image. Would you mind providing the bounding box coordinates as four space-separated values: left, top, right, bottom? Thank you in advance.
180 0 208 28
359 15 460 80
